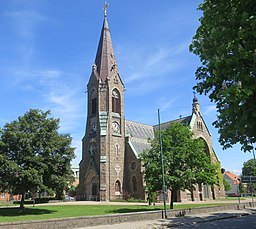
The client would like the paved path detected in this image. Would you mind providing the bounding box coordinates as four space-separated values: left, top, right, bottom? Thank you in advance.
76 208 256 229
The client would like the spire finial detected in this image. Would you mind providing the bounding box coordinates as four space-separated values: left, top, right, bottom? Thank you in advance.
103 2 109 17
193 91 198 102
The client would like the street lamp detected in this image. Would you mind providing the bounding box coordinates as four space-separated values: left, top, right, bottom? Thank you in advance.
158 109 167 219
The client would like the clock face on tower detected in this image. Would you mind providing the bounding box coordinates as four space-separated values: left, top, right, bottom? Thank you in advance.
112 121 120 133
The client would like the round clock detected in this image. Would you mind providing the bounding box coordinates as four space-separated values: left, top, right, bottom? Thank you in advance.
112 122 120 133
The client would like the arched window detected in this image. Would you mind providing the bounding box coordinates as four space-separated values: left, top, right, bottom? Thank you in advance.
132 176 137 193
90 89 97 115
115 180 121 193
112 89 120 114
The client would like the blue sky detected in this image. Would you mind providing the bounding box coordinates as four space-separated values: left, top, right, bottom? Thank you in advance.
0 0 253 174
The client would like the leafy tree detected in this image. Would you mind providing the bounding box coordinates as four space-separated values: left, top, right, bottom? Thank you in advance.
242 159 256 193
190 0 256 152
239 182 246 194
242 159 256 176
140 122 218 209
223 179 231 192
0 109 75 209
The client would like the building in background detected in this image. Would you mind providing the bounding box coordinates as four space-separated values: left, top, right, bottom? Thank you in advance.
223 171 240 196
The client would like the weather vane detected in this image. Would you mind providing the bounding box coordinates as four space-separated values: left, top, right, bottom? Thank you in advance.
103 2 109 17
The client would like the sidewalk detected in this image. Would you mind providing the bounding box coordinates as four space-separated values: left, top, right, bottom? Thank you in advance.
77 208 255 229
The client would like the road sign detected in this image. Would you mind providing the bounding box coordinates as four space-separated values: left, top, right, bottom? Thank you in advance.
241 176 256 183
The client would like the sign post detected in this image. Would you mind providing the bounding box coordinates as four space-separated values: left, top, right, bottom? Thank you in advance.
241 176 256 207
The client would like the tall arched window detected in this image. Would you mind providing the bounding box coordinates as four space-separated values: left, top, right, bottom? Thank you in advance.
132 176 137 193
112 89 120 114
90 89 97 115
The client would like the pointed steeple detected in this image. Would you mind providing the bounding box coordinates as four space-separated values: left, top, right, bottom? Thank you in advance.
192 92 201 115
94 13 117 82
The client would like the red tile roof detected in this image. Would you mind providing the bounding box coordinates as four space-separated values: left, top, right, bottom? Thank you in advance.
224 171 240 185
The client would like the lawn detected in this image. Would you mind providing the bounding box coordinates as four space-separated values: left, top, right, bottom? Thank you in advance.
0 203 224 223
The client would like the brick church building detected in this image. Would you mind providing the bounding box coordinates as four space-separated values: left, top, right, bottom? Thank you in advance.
76 12 225 202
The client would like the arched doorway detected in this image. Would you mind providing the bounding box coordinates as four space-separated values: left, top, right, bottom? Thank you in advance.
85 171 99 201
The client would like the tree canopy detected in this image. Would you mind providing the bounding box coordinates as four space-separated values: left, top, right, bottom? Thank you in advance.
190 0 256 152
140 122 218 209
242 159 256 176
0 109 75 209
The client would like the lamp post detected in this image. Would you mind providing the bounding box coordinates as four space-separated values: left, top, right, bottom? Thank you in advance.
158 109 167 219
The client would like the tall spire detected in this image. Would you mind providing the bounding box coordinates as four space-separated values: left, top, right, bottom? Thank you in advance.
192 92 201 115
94 3 117 81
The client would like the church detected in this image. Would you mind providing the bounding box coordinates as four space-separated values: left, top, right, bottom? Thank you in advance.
76 9 225 202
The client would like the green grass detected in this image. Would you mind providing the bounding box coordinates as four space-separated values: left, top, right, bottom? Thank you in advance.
0 203 225 223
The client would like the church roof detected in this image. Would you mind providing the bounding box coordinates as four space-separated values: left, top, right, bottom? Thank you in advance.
153 115 192 132
125 120 154 157
125 116 193 157
94 16 117 81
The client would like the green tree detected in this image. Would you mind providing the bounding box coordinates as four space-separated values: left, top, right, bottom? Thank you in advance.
190 0 256 152
242 159 256 193
242 159 256 176
223 179 231 192
0 109 75 209
140 122 218 209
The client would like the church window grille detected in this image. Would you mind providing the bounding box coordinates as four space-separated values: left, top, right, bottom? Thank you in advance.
112 89 120 114
115 180 121 193
197 121 203 131
132 176 137 193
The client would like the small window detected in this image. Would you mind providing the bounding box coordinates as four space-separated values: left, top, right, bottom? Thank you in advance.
92 98 97 115
115 144 119 158
90 89 97 115
130 161 137 171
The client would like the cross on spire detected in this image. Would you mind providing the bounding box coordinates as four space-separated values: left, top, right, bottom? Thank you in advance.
103 2 109 17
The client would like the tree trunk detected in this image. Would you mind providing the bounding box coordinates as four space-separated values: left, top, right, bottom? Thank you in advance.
56 190 64 200
191 189 194 201
19 192 25 211
170 190 174 209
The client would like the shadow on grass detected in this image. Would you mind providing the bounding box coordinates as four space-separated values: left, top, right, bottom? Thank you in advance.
0 207 56 217
107 207 162 214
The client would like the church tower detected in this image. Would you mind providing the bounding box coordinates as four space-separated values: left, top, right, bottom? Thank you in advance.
77 6 125 201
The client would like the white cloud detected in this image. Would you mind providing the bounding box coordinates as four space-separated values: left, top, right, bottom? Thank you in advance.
4 10 53 40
